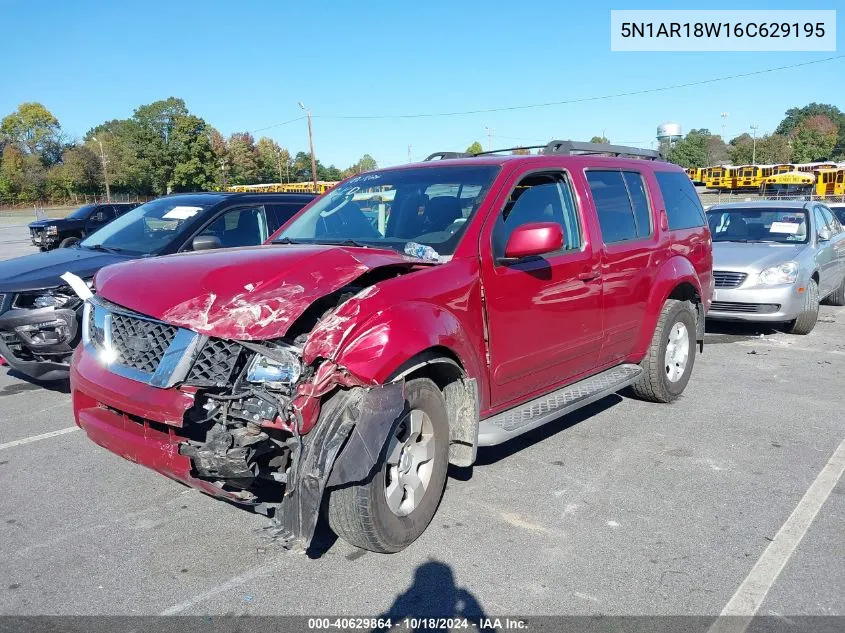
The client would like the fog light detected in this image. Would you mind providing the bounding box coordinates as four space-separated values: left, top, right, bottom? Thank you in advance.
14 320 69 346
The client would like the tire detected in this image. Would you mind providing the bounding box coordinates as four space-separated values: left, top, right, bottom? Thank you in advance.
823 274 845 307
327 377 449 553
59 236 80 248
787 279 820 335
630 299 697 404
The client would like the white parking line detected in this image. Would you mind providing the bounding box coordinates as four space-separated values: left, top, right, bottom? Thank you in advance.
708 436 845 633
0 426 79 450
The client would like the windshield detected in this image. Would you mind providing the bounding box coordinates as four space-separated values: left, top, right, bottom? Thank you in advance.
67 204 97 220
706 208 809 244
80 196 220 255
275 165 500 259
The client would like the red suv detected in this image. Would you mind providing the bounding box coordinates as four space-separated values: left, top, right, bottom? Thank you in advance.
71 141 713 553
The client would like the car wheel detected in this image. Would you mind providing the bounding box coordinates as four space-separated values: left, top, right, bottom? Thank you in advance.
327 377 449 553
59 237 80 248
630 299 697 403
822 274 845 307
787 279 820 334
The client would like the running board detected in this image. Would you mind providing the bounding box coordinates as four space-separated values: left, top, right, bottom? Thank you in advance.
477 364 643 446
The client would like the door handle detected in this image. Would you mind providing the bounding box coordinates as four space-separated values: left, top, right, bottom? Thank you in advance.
578 271 601 281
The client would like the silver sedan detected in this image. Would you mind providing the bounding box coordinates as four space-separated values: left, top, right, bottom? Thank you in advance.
705 201 845 334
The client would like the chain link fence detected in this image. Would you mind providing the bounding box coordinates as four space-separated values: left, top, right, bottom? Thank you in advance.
699 190 845 208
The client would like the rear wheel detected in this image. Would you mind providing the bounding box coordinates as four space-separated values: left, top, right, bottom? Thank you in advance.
630 299 697 403
823 274 845 307
787 279 820 334
59 236 80 248
327 377 449 553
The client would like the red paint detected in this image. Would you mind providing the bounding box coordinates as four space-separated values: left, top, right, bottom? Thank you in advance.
504 222 563 258
94 245 424 340
73 153 712 492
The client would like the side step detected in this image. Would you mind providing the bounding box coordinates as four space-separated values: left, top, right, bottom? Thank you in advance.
477 364 643 446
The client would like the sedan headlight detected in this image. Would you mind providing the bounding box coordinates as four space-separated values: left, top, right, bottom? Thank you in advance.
246 348 302 389
13 287 81 310
759 261 799 285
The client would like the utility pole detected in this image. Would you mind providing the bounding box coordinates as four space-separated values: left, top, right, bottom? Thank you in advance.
720 112 730 141
91 137 111 202
220 159 227 190
276 149 284 184
299 102 318 194
750 124 759 164
408 144 412 163
485 126 493 151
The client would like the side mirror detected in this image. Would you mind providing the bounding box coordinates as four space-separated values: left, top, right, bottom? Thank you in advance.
818 227 831 242
501 222 564 263
192 235 222 251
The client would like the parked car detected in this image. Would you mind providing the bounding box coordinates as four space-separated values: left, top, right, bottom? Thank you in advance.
706 201 845 334
70 141 713 553
29 202 140 250
0 192 316 381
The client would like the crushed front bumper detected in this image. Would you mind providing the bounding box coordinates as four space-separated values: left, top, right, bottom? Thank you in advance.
707 283 806 323
0 306 80 380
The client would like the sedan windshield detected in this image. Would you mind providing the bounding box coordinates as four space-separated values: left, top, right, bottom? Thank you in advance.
707 208 809 244
80 196 221 255
275 165 500 259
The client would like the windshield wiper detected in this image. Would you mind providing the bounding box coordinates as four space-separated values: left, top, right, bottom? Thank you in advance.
84 244 126 254
312 239 370 248
273 237 300 245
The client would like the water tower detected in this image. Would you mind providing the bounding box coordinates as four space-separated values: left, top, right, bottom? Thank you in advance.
656 122 682 157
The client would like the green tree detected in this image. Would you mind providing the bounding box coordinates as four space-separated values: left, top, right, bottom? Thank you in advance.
791 116 838 162
667 129 728 168
293 151 325 181
589 135 610 144
1 102 61 157
227 132 259 185
776 103 844 136
45 146 101 199
465 141 483 155
255 137 291 183
170 115 217 191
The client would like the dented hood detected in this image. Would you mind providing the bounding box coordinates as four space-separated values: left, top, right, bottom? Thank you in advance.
94 244 420 340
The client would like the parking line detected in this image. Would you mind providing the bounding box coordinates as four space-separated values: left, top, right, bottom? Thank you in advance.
708 436 845 633
0 426 79 450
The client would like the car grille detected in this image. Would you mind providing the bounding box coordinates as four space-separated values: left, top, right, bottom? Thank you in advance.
713 271 748 289
186 338 242 386
109 313 178 374
710 301 780 314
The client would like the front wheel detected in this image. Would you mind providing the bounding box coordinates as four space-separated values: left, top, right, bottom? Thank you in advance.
630 299 697 403
786 279 819 334
59 237 80 248
327 377 449 553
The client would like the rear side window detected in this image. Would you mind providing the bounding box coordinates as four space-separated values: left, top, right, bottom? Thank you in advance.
655 171 706 230
586 170 652 244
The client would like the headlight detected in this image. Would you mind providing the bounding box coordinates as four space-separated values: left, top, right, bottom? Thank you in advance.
45 226 58 236
246 348 301 389
759 261 799 285
13 288 80 310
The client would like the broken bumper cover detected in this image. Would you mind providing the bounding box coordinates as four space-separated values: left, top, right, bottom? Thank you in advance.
0 306 79 381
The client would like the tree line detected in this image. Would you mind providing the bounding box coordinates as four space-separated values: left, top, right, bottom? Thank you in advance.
664 103 845 168
0 97 378 204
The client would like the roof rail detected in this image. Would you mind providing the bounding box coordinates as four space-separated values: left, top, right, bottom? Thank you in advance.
544 140 661 160
423 151 470 161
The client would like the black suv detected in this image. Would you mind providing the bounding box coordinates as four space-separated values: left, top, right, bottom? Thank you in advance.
29 202 140 251
1 192 316 381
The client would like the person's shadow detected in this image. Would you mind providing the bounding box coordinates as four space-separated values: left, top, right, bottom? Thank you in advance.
375 561 487 631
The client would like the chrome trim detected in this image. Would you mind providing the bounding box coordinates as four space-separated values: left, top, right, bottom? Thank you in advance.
83 295 203 388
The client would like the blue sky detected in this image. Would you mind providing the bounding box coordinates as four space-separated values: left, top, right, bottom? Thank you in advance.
0 0 842 169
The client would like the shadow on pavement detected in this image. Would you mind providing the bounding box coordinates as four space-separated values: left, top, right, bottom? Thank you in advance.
375 560 487 631
0 370 70 395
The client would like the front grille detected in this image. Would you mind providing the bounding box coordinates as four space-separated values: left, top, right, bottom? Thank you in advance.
713 271 748 289
109 313 178 374
710 301 780 314
186 338 242 386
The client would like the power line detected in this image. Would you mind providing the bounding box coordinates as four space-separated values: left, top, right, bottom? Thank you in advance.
252 116 306 134
309 55 844 121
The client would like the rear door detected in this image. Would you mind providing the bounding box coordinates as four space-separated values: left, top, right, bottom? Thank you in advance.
584 168 659 364
818 205 845 290
813 205 839 296
479 167 603 408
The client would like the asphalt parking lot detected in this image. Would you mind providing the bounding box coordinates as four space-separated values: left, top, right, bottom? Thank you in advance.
0 223 843 619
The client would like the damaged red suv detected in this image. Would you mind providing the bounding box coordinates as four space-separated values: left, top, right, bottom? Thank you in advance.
71 141 713 553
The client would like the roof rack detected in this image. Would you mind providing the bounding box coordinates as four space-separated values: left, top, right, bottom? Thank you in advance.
423 140 661 162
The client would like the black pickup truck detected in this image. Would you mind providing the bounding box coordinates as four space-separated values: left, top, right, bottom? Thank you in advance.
28 202 139 251
2 192 316 381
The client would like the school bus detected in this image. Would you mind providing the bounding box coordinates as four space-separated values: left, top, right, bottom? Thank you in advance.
795 162 837 175
760 171 815 195
815 168 845 196
732 165 765 190
703 165 732 190
227 181 338 194
685 167 705 185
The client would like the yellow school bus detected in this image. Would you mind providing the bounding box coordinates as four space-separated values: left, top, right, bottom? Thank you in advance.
815 168 845 196
227 181 338 194
760 171 815 195
703 165 732 189
685 167 705 185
